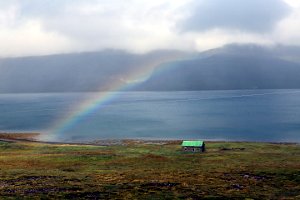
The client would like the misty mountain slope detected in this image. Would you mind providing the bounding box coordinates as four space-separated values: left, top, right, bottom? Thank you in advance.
138 45 300 90
1 44 300 93
0 50 184 93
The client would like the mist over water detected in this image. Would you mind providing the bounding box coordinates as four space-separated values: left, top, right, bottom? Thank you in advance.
0 89 300 143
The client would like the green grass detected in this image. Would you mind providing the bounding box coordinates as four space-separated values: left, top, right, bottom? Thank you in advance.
0 140 299 199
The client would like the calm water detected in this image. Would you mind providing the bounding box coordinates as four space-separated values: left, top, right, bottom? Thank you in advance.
0 90 300 142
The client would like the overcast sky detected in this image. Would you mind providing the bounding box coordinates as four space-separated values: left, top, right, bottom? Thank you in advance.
0 0 300 57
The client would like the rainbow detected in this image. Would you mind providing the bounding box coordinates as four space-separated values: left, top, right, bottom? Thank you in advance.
47 54 184 141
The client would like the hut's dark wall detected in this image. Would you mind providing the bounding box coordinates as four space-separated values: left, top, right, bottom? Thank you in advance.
182 147 203 152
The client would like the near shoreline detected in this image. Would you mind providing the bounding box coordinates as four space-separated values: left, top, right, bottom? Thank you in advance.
0 132 298 146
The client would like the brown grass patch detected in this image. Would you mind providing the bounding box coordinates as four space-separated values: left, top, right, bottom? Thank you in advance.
0 133 40 140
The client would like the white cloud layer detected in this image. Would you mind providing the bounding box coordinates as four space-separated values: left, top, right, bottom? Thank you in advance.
0 0 299 57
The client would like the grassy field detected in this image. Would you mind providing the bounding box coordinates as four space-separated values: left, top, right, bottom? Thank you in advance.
0 137 299 199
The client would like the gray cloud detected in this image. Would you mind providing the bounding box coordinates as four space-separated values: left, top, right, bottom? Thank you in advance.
179 0 290 33
0 0 299 57
18 0 81 17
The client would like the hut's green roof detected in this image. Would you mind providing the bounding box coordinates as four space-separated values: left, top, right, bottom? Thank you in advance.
181 141 204 147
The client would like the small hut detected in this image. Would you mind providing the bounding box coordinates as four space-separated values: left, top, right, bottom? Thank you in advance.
181 141 205 152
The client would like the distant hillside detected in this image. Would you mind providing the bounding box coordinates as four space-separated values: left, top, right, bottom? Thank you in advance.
137 44 300 91
0 50 184 93
1 44 300 93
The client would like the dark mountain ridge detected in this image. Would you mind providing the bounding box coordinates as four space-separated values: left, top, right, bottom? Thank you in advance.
137 44 300 91
1 44 300 93
0 49 184 93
